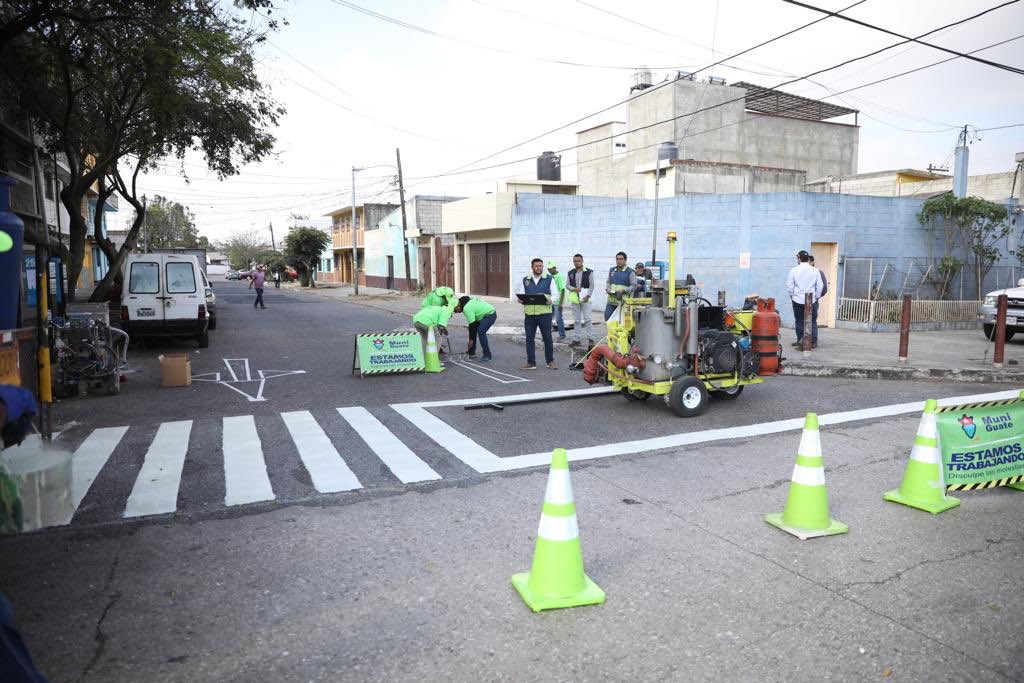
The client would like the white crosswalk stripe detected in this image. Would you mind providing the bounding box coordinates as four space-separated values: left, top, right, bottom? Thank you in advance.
223 415 275 506
123 420 193 518
281 410 362 492
70 426 129 513
337 407 441 484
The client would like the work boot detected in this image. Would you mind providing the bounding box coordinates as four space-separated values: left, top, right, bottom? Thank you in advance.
547 362 558 370
520 363 537 370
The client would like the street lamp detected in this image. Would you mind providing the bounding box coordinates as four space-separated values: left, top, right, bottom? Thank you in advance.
651 141 679 277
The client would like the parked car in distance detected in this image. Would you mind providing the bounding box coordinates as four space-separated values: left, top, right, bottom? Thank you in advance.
978 278 1024 341
226 270 240 280
238 270 252 280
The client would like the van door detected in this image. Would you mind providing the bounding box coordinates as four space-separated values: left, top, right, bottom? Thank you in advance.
164 256 201 325
125 256 164 328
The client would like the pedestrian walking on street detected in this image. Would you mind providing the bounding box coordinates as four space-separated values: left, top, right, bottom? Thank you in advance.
808 255 828 347
605 251 637 321
412 305 451 356
567 253 595 348
785 250 822 348
273 270 281 289
547 261 567 341
516 257 557 370
454 295 497 362
249 266 267 309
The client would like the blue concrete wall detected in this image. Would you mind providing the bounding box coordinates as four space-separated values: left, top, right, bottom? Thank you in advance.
363 206 417 285
510 192 1012 325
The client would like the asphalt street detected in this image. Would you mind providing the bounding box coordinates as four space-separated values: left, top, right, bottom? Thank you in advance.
1 280 1022 681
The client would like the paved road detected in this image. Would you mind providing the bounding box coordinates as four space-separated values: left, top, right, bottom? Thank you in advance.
2 281 1022 681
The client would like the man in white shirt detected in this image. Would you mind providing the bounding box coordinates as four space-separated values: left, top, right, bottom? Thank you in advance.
785 249 822 348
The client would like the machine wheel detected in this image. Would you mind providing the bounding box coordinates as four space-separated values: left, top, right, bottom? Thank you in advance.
622 388 651 401
711 384 744 400
983 323 1015 342
197 329 210 348
667 377 709 417
208 315 217 331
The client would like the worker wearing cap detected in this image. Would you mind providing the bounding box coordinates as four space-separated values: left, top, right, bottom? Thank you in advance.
454 295 497 362
567 253 595 348
785 249 822 348
421 286 455 310
605 251 638 321
547 261 567 341
634 262 650 296
412 305 451 356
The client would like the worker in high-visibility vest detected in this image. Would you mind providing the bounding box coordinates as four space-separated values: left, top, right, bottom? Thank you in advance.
421 286 455 310
605 251 638 321
454 295 497 362
412 305 451 355
515 258 557 370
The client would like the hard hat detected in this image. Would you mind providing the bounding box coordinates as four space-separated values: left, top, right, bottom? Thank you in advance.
546 261 557 270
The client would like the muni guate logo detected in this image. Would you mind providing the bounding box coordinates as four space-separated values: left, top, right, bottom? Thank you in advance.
959 414 977 439
373 338 385 350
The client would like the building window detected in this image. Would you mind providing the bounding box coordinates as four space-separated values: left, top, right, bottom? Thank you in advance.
44 172 54 199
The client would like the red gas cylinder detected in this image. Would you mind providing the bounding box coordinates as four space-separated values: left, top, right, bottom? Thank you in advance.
752 297 781 376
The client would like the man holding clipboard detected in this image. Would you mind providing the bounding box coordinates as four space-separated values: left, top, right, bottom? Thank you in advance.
515 258 558 370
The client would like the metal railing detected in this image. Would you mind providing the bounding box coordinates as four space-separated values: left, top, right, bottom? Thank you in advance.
838 298 982 324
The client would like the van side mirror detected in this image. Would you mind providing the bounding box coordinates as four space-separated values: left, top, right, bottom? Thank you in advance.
1018 278 1024 287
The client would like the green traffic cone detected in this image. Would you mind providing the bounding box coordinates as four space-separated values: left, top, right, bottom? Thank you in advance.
884 400 960 513
424 325 444 373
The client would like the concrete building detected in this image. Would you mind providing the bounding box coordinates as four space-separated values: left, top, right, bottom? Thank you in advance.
323 202 398 285
804 168 1021 203
576 77 858 198
510 192 1017 329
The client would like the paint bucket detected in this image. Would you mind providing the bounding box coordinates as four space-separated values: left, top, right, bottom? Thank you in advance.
1 435 73 533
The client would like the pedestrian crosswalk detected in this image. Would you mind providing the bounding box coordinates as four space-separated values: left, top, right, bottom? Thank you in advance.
51 407 452 530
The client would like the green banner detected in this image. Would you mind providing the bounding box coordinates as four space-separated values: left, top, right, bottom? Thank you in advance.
352 332 425 376
936 397 1024 490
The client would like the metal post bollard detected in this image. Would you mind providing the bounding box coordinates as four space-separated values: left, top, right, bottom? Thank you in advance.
994 294 1008 369
898 294 912 363
802 292 813 353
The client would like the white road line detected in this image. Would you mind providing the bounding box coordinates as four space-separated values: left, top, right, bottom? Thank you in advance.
223 358 240 382
70 426 129 515
222 415 275 506
123 421 192 518
337 407 441 483
281 411 362 492
449 360 529 384
392 388 1022 474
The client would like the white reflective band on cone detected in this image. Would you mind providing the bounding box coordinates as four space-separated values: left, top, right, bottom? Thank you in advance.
796 429 822 458
537 513 579 542
791 464 826 487
544 469 574 505
919 413 938 440
909 442 941 465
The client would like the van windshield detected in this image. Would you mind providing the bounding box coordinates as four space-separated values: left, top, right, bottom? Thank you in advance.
166 262 196 293
129 262 159 294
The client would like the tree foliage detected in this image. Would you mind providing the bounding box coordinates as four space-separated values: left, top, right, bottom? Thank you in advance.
142 195 203 249
284 226 330 288
224 229 270 270
0 0 283 301
918 194 1010 299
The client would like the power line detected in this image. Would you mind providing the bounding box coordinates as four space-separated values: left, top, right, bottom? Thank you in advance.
407 2 1021 185
781 0 1024 76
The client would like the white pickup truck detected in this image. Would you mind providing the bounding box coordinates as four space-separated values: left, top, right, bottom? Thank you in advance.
978 278 1024 342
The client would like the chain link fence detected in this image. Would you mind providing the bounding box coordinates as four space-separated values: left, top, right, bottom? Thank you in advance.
840 257 1020 302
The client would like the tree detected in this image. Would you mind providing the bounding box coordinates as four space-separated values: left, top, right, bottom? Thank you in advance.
0 0 283 301
141 195 200 249
284 226 330 288
255 249 286 275
225 229 269 270
918 194 1010 299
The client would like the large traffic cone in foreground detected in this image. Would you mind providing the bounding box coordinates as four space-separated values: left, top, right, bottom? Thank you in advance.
424 325 444 373
765 413 848 540
512 448 605 612
884 400 960 513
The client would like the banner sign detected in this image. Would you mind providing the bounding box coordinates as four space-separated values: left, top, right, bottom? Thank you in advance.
936 396 1024 490
352 332 425 376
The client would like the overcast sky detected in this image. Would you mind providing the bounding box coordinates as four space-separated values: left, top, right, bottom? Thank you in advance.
133 0 1024 244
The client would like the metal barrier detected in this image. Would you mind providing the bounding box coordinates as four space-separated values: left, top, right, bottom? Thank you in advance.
838 298 981 325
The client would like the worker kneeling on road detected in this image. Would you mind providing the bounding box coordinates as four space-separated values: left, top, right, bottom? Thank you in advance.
412 305 451 356
454 295 497 362
421 286 455 310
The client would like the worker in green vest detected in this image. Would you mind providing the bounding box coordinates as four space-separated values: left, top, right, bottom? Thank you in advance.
412 305 451 356
515 258 557 370
547 261 567 341
421 286 455 310
454 295 497 362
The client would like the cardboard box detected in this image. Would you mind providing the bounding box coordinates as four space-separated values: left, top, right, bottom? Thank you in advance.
158 354 192 387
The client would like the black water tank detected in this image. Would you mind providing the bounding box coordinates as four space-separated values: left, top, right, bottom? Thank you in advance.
537 151 561 181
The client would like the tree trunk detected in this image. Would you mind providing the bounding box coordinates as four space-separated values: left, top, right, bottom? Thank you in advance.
60 184 88 303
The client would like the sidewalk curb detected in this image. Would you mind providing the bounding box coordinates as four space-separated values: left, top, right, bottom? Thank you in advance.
783 362 1024 384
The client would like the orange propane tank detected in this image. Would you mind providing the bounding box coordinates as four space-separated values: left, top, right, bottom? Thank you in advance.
752 297 781 376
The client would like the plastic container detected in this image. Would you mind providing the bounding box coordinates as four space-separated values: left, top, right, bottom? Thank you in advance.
1 435 73 532
0 177 26 330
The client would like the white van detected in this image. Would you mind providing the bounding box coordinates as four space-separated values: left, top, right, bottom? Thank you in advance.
120 253 210 348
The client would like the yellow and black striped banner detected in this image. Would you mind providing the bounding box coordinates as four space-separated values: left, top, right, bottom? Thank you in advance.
947 474 1024 491
352 331 426 376
934 392 1024 491
935 398 1021 413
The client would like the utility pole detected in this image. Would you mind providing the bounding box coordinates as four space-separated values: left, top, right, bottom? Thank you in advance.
269 221 276 251
396 147 412 291
351 166 359 295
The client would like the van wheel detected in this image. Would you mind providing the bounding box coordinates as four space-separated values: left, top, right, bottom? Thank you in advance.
197 329 210 348
208 316 217 331
667 377 709 417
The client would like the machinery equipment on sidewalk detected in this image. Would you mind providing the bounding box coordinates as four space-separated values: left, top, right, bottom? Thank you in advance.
50 304 129 397
582 232 782 417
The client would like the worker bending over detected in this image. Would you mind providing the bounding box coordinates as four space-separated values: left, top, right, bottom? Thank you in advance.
421 286 455 310
454 295 497 362
412 305 451 355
